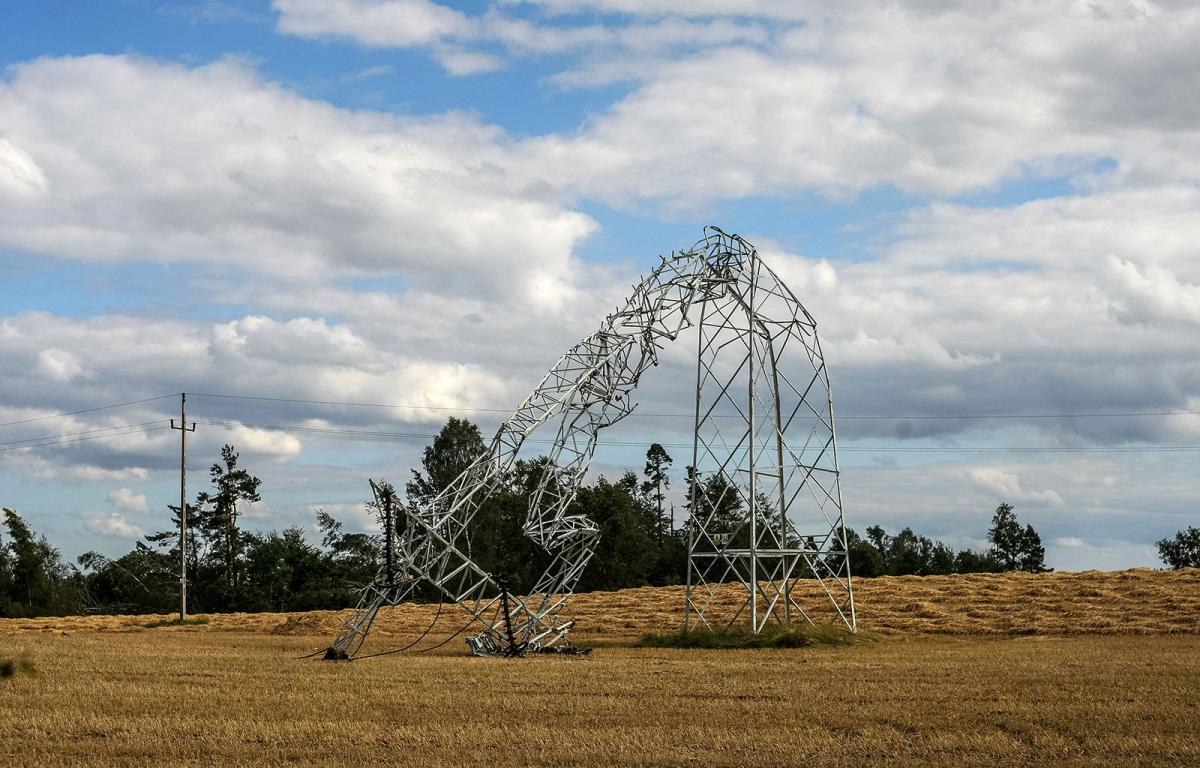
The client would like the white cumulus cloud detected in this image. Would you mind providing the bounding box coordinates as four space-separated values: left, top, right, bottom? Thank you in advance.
83 511 146 538
967 468 1065 508
0 54 595 300
107 487 150 515
0 137 49 202
275 0 473 47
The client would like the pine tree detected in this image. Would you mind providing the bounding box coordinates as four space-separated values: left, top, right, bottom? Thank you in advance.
1017 523 1047 573
987 503 1048 573
987 503 1023 570
145 500 202 575
640 443 673 540
195 444 262 596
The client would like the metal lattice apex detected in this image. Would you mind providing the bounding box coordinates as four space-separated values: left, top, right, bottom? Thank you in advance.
327 226 855 659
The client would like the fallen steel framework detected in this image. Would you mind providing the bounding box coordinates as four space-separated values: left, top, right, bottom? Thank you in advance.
326 226 854 659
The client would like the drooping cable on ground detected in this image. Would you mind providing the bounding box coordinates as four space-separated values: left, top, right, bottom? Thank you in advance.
349 599 449 660
413 613 480 654
297 598 449 660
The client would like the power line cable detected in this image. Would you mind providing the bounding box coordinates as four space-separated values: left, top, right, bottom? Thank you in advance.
0 395 176 430
188 391 1200 421
0 428 172 453
189 391 507 413
352 599 449 660
4 394 1197 455
0 422 171 453
836 446 1200 454
197 419 1200 454
200 419 456 440
0 420 167 448
1 389 1192 430
6 414 1196 456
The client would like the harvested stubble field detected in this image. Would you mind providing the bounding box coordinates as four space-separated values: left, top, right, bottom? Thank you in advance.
1 569 1198 767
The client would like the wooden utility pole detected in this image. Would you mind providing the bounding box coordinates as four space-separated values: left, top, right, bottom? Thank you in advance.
170 393 196 621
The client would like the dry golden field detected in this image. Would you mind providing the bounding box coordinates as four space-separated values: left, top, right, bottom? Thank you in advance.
1 569 1198 767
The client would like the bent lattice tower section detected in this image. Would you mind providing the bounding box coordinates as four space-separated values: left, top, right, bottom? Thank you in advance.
326 226 855 658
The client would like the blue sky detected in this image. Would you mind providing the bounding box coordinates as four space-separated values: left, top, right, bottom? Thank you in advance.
1 0 1198 571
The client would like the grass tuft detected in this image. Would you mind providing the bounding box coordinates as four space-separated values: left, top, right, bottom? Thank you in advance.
637 622 868 650
142 617 210 629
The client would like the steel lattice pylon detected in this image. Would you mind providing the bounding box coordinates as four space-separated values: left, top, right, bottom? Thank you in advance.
683 234 855 634
326 226 854 659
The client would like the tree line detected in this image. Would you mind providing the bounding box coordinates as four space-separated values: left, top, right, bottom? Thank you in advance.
1 417 1195 618
843 503 1048 578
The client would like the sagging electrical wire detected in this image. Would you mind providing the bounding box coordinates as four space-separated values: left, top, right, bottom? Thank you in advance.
301 598 451 661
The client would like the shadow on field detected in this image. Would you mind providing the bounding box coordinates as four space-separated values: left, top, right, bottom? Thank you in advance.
637 623 874 649
0 657 36 679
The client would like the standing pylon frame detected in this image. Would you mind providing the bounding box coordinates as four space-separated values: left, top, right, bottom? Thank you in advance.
682 235 856 634
326 226 854 659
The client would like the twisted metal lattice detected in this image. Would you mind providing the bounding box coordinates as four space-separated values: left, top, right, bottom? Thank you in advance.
327 226 854 659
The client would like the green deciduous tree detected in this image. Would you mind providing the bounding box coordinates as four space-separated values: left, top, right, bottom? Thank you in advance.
315 508 379 589
577 475 659 591
826 526 885 578
0 508 77 616
861 524 998 577
76 544 177 613
954 548 1001 574
240 527 328 611
865 525 956 576
1156 527 1200 569
405 417 485 505
683 466 745 551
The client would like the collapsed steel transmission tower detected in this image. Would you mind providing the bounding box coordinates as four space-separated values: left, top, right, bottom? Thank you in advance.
326 226 854 659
